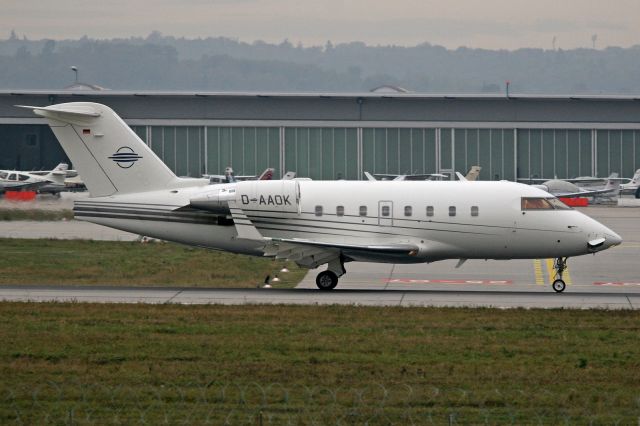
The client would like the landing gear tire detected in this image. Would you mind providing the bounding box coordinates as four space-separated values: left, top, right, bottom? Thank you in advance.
551 257 569 293
316 270 338 291
552 279 566 293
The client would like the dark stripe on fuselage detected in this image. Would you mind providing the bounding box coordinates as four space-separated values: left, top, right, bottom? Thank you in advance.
74 211 219 225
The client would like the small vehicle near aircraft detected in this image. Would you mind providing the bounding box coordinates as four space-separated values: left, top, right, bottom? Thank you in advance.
21 102 622 293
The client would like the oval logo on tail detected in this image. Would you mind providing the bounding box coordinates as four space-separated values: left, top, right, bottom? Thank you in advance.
108 147 143 169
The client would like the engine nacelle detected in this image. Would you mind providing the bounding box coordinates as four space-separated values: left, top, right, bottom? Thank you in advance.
234 180 300 213
189 186 237 214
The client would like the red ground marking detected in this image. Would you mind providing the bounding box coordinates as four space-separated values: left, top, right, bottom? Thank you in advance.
593 282 640 286
386 279 513 285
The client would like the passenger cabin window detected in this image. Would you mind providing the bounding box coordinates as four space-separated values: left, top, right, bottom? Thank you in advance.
0 172 7 179
521 197 571 210
381 206 390 217
404 206 412 217
18 174 29 181
471 206 479 217
426 206 434 217
336 205 344 216
449 206 456 217
315 205 323 216
359 206 367 216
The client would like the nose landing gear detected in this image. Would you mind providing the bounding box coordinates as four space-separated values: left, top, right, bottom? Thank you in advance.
552 257 568 293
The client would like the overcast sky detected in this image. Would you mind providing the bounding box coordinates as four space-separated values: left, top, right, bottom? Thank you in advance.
3 0 639 50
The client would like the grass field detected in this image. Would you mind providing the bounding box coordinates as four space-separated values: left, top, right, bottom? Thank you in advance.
0 208 73 221
0 238 305 288
0 303 639 424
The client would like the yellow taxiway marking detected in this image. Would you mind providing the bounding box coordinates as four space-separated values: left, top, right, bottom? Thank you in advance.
545 259 572 285
533 259 572 286
533 259 545 285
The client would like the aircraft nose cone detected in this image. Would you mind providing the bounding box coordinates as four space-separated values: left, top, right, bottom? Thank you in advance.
605 231 623 248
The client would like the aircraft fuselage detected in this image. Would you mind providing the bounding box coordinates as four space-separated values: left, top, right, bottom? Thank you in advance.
73 180 621 263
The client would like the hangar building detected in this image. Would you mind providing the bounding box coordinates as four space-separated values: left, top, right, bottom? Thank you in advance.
1 91 639 181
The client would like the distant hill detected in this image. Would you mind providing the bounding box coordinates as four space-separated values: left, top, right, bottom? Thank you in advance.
1 32 639 94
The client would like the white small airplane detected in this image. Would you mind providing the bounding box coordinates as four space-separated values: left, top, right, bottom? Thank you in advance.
367 166 481 182
204 167 275 184
20 102 622 293
368 172 448 181
532 174 620 199
620 169 640 197
0 163 67 193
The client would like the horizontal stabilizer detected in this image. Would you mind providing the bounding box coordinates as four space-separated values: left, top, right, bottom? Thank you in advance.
16 104 101 119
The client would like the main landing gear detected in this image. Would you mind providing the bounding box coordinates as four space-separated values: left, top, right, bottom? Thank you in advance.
552 257 568 293
315 257 346 290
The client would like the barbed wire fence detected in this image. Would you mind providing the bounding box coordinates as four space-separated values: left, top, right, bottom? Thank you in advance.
1 380 639 424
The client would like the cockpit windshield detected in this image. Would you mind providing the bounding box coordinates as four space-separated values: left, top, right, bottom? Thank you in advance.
521 197 571 210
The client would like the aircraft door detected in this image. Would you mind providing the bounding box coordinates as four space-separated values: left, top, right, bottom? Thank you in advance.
378 201 393 226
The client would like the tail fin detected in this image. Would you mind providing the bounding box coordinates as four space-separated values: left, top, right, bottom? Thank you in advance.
465 166 482 181
43 162 68 185
257 168 275 181
604 173 620 192
52 163 69 173
19 103 184 197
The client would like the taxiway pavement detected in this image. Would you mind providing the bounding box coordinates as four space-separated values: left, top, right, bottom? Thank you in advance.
0 285 638 309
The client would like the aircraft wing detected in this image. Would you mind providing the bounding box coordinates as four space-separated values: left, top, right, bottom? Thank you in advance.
550 187 618 198
517 178 552 183
372 173 446 181
0 180 47 192
263 238 420 268
228 203 420 267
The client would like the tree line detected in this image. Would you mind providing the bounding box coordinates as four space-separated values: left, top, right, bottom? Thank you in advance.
1 31 639 94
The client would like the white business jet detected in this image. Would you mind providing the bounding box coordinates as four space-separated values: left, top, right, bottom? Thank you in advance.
20 103 622 293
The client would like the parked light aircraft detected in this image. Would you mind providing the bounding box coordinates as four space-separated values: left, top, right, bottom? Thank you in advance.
367 166 481 182
0 163 67 193
532 174 620 199
204 167 275 184
370 172 448 181
21 102 622 293
620 169 640 197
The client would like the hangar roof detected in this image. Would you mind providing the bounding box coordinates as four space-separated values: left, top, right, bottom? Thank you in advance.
1 90 639 128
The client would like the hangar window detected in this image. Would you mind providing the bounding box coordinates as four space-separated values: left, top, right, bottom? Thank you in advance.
521 197 571 210
471 206 479 217
359 206 367 216
449 206 456 217
404 206 412 217
336 205 344 216
315 205 323 216
426 206 434 217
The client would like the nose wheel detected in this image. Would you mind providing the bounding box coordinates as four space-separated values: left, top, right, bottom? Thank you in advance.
552 257 568 293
